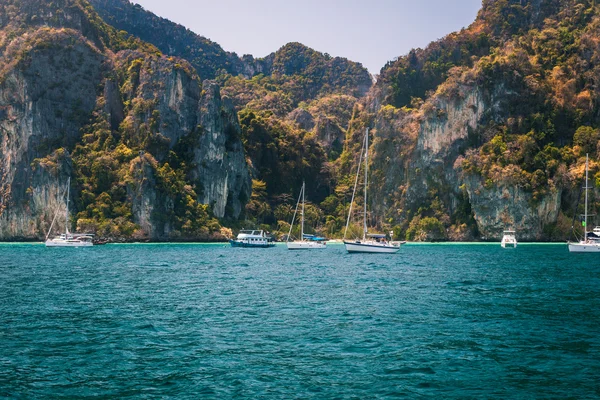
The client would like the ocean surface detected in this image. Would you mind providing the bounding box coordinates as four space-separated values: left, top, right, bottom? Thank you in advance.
0 242 599 398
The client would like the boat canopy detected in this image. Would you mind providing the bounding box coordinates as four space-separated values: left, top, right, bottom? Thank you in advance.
303 234 327 241
367 234 387 239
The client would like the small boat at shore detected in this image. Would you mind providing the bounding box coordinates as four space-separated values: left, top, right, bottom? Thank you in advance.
568 154 600 252
343 128 402 254
229 230 275 248
287 181 326 250
45 178 94 248
501 230 517 248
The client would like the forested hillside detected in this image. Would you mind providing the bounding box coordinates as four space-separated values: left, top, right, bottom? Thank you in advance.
363 0 600 241
0 0 250 241
1 0 599 242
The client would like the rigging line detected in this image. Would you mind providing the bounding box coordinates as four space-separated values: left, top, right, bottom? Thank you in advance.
570 166 586 242
344 130 367 240
288 183 303 243
45 181 69 241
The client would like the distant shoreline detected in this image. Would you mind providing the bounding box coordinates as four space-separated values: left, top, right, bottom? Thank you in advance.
0 241 569 245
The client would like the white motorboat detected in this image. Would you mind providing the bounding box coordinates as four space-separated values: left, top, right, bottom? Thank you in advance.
45 178 94 248
343 129 402 254
287 181 326 250
230 230 275 248
501 230 517 248
568 154 600 252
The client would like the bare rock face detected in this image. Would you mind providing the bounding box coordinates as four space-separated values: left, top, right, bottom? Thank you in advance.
369 72 564 240
127 155 173 239
286 108 315 131
193 81 251 219
0 30 105 240
314 117 345 153
463 175 561 240
0 1 252 241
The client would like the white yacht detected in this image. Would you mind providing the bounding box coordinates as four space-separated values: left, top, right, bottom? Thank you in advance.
287 181 326 250
230 230 275 248
501 230 517 248
568 155 600 252
343 129 403 254
45 178 94 248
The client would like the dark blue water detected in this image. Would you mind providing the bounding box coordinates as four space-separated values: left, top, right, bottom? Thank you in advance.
0 243 599 398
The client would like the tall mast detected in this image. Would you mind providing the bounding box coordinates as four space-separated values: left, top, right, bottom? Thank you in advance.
585 154 589 242
301 181 305 241
363 128 368 241
343 131 366 240
65 177 70 235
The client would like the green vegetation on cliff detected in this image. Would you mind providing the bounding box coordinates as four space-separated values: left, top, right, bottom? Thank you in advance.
3 0 600 242
370 0 600 241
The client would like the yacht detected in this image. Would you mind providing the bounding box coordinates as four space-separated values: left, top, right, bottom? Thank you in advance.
287 181 326 250
501 230 517 248
230 230 275 248
343 129 403 254
568 154 600 252
45 178 94 247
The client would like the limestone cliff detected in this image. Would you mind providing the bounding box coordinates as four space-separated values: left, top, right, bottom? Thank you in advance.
0 0 251 241
365 0 600 241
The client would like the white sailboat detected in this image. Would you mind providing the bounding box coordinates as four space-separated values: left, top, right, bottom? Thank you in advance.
287 181 326 250
343 128 403 254
45 178 94 247
568 154 600 252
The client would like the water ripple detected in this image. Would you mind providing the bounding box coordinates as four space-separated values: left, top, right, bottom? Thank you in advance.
0 243 598 398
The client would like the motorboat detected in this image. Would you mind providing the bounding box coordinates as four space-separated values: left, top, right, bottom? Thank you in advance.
501 230 517 248
230 230 275 248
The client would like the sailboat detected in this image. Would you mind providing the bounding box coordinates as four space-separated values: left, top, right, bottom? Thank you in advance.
45 177 94 247
568 154 600 252
343 128 403 254
286 181 326 250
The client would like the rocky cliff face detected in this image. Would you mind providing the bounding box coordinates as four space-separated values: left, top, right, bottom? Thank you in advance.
462 174 561 240
364 0 599 241
0 0 251 241
193 81 251 219
0 27 105 239
368 75 569 240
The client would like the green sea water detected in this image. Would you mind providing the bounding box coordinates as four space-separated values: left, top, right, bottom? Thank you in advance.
0 243 599 398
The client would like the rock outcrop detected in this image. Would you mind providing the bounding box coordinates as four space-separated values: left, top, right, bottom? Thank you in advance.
0 0 251 241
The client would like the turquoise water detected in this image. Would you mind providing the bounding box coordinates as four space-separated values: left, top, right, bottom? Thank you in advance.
0 243 599 398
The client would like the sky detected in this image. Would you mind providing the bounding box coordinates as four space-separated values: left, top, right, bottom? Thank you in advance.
131 0 483 75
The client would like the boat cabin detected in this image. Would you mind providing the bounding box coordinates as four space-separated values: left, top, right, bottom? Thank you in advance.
367 233 389 243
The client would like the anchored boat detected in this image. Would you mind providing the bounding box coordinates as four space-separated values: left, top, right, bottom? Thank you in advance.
343 128 403 254
229 230 275 248
501 230 517 248
45 178 94 248
568 154 600 252
287 181 326 250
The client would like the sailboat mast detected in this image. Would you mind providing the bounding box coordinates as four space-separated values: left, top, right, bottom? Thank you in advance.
65 177 70 235
585 154 589 242
363 129 368 241
301 181 305 241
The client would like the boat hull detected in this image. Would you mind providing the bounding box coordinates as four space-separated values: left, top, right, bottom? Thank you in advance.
568 242 600 252
229 240 275 248
343 240 401 254
45 240 93 248
286 241 326 250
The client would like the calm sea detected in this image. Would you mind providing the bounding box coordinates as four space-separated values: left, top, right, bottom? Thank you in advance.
0 243 598 398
